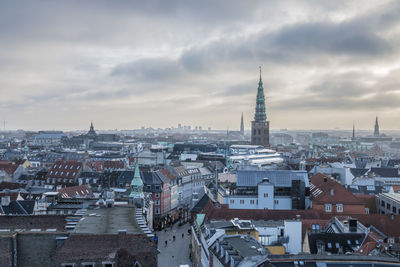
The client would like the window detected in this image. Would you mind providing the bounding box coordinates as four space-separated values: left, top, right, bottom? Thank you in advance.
155 208 160 214
250 200 255 204
274 199 279 205
155 193 160 198
82 264 94 267
365 208 370 214
155 200 160 205
327 242 332 249
61 264 75 267
393 206 397 213
103 264 114 267
325 204 332 212
264 193 268 198
387 203 391 210
381 200 385 207
240 200 244 204
230 199 234 204
336 204 343 212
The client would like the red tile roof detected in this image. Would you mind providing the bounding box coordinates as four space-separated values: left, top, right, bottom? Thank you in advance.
159 168 176 181
57 185 93 198
46 160 82 180
0 161 19 175
104 160 125 170
310 173 363 205
200 199 323 221
0 181 25 191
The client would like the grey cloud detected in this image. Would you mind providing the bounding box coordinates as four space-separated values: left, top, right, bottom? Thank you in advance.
273 68 400 112
269 22 391 56
111 58 184 81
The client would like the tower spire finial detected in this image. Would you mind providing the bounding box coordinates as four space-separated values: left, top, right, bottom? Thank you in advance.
259 65 262 82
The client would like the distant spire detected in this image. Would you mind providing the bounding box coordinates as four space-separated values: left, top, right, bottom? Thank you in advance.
374 116 380 137
254 66 266 122
352 122 355 140
240 112 244 136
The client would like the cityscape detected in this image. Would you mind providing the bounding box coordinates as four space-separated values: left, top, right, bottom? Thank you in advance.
2 1 400 267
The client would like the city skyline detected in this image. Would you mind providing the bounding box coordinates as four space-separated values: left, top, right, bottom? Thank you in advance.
1 1 400 130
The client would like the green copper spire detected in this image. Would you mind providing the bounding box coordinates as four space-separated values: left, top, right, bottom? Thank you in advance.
254 66 266 122
130 160 144 198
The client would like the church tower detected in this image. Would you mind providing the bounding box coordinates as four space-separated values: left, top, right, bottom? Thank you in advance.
251 67 270 148
240 112 244 136
374 116 380 137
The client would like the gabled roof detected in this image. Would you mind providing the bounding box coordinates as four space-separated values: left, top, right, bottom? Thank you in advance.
46 160 82 180
0 181 25 191
310 173 363 205
0 200 35 215
370 167 399 178
117 171 135 185
141 171 162 187
0 161 19 175
57 185 93 198
159 168 176 181
155 170 169 184
350 168 369 177
201 199 323 221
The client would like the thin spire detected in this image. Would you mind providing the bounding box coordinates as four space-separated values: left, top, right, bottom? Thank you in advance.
240 112 244 135
352 121 355 140
374 116 379 137
254 66 266 122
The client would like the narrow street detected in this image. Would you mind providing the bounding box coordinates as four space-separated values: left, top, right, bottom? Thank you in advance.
157 223 192 267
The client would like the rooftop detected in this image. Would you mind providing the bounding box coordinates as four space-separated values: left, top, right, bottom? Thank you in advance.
72 206 142 234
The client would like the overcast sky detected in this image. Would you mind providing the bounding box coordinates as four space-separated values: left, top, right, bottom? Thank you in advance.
1 0 400 131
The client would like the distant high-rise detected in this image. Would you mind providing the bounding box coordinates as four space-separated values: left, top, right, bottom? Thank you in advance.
240 112 244 136
374 116 380 137
352 122 355 141
251 66 270 148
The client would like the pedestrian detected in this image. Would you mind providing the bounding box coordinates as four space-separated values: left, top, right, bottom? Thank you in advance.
164 228 167 233
173 235 176 241
182 233 184 238
165 240 168 247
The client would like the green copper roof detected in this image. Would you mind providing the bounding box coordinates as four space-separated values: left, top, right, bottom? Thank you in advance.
130 161 143 187
254 67 266 122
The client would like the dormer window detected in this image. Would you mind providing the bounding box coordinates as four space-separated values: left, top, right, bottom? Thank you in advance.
325 204 332 212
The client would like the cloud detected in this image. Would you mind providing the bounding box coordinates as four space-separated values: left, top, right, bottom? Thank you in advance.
1 0 400 130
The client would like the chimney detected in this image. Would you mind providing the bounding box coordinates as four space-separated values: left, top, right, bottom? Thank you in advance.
1 196 10 206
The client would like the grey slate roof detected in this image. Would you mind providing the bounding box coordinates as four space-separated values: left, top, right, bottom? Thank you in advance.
237 170 309 187
370 167 399 178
